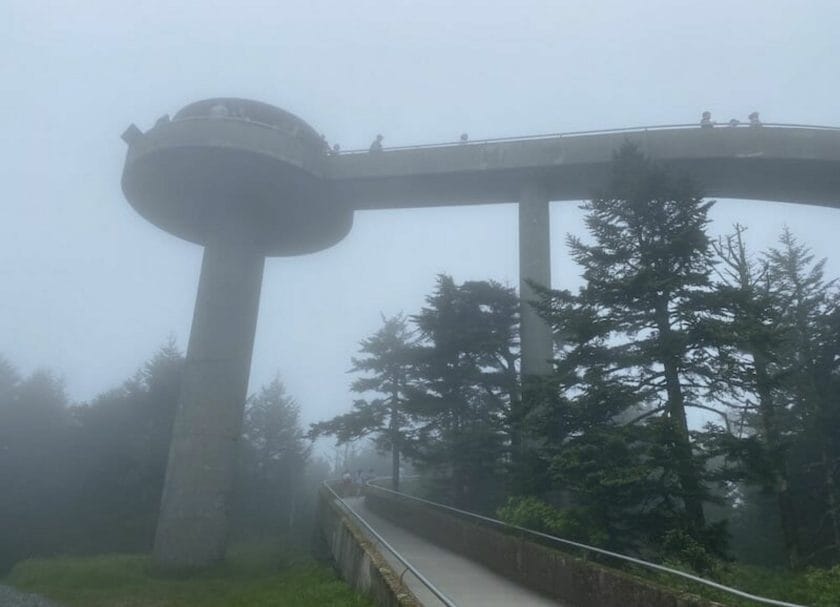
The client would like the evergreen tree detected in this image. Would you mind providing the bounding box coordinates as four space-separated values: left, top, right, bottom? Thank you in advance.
536 288 660 551
765 230 840 564
408 275 518 509
566 143 717 532
309 315 416 489
528 145 727 560
0 362 72 571
72 341 183 552
704 225 802 567
238 376 310 536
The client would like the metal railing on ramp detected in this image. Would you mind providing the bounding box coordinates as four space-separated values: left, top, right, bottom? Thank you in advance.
367 480 808 607
323 480 458 606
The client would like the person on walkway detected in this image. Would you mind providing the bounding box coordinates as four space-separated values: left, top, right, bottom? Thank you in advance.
369 134 384 152
354 469 365 496
749 111 762 127
361 467 375 487
341 470 352 497
700 111 714 128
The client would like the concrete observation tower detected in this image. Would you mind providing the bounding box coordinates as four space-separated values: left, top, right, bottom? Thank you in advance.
122 99 355 568
122 98 553 569
122 98 840 569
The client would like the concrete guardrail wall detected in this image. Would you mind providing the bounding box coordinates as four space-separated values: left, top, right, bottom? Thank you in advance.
317 486 422 607
364 486 725 607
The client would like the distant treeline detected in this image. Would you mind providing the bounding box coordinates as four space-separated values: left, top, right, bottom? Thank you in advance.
0 342 314 573
312 144 840 575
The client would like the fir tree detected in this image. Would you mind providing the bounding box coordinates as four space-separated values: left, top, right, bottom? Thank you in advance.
705 225 802 567
766 229 840 564
309 315 416 489
409 275 518 509
537 145 726 556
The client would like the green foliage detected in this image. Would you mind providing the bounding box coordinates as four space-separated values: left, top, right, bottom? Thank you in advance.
529 144 725 561
0 342 318 573
0 363 77 571
706 225 840 567
312 276 519 509
235 377 311 539
659 527 726 576
309 314 416 488
4 543 372 607
69 341 184 554
497 496 608 546
407 275 519 509
803 565 840 607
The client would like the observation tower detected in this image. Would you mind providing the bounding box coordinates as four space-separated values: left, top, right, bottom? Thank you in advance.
122 98 840 569
122 98 351 568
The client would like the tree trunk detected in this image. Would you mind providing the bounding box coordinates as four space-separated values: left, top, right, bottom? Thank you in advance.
391 444 400 491
508 362 524 470
822 449 840 559
389 397 401 491
655 300 706 530
287 489 297 534
753 352 801 568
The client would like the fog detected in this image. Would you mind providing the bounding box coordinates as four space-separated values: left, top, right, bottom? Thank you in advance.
3 0 840 429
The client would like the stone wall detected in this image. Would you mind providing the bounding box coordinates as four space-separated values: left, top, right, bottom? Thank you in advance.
364 486 725 607
317 486 422 607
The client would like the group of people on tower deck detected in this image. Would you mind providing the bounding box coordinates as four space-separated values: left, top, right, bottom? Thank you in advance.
327 132 470 155
322 133 384 155
321 134 342 156
701 111 762 128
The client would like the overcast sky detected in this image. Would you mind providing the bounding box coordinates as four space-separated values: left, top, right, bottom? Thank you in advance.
2 1 840 429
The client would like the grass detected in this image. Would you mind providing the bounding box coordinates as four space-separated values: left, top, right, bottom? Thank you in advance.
3 542 373 607
640 561 840 607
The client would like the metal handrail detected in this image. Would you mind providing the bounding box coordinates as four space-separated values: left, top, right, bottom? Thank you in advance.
334 122 840 155
367 481 808 607
165 115 840 160
322 480 458 607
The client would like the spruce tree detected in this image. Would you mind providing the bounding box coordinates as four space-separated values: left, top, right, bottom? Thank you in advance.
409 275 518 509
309 314 416 490
565 143 717 534
706 225 801 567
239 376 309 535
765 229 840 564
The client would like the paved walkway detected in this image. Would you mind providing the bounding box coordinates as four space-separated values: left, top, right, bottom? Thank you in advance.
342 497 562 606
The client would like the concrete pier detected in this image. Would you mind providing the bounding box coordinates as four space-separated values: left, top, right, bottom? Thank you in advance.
518 183 553 377
153 238 265 569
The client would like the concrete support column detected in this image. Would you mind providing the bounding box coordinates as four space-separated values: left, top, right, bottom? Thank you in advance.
153 238 265 570
518 182 553 377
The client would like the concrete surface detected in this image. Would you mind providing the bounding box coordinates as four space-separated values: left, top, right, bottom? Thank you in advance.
342 496 562 607
152 239 265 569
329 126 840 209
364 487 722 607
319 489 422 606
519 182 553 377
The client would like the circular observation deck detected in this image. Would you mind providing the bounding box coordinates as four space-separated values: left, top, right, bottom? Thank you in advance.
121 98 350 256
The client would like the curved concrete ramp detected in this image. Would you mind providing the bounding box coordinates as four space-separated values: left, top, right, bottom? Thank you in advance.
342 496 562 606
